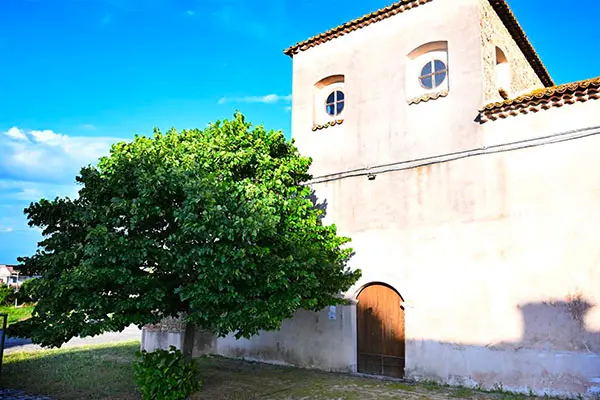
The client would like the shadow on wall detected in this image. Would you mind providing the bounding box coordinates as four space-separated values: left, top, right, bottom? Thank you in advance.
511 297 600 352
202 295 600 397
309 189 328 219
304 188 600 395
400 295 600 397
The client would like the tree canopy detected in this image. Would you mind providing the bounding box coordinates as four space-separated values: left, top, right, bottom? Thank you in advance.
11 112 360 347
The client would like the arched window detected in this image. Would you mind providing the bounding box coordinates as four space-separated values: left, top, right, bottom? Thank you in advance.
325 90 345 116
407 41 449 101
314 75 345 127
495 47 510 97
419 59 448 89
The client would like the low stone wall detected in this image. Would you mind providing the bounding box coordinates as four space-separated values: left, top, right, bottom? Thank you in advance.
140 305 600 397
214 305 357 372
141 316 195 355
141 304 357 373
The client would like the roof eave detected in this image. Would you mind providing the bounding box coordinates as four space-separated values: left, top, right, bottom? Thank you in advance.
478 76 600 121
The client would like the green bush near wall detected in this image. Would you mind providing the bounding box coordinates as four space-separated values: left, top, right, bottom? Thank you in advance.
133 346 201 400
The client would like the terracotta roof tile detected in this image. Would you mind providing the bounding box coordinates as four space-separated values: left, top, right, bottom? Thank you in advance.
284 0 431 57
479 76 600 122
284 0 553 87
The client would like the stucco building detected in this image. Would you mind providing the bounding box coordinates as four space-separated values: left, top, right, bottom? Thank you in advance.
143 0 600 397
0 264 33 288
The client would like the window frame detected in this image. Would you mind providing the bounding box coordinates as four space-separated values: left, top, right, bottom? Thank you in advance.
406 42 449 102
325 89 345 117
418 59 448 90
313 77 346 126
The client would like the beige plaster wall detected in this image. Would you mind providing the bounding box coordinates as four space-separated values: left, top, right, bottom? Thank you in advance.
478 0 544 102
289 0 600 394
214 306 357 372
142 306 358 372
291 0 485 180
311 101 600 396
482 100 600 146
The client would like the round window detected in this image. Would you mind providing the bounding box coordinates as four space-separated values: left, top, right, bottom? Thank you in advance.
325 90 345 116
419 59 447 89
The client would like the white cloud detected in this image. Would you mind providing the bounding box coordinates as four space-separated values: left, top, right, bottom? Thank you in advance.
0 226 14 233
80 124 97 130
186 10 195 16
0 127 121 184
30 129 65 145
218 94 292 105
5 127 28 141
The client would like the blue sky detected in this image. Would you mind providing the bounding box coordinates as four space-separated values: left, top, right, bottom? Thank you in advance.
0 0 598 264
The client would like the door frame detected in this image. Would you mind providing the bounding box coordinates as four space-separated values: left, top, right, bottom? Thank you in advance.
353 281 405 377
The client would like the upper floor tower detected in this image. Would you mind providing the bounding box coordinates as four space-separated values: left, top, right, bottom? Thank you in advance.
285 0 553 178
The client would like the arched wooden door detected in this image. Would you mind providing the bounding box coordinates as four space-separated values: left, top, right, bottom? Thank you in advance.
357 284 405 378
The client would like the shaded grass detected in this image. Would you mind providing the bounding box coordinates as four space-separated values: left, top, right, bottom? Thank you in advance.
0 305 34 327
3 341 141 400
454 387 475 398
4 342 546 400
387 382 417 392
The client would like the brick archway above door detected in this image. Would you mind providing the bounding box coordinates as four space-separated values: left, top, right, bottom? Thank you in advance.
356 283 405 378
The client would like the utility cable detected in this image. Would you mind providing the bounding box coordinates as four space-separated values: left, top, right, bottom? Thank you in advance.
306 124 600 185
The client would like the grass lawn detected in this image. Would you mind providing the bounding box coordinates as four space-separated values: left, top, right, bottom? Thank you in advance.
0 304 34 326
3 341 140 400
3 341 535 400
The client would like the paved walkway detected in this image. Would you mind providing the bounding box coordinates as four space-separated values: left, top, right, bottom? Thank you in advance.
0 388 54 399
3 324 141 354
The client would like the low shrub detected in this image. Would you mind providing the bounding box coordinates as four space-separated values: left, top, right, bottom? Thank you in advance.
133 346 201 400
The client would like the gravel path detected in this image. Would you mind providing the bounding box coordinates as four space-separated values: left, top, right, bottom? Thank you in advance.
3 324 141 354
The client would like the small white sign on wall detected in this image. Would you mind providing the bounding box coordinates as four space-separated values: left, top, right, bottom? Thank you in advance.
328 305 336 320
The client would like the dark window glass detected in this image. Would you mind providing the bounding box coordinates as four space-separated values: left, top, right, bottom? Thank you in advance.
421 61 432 76
434 59 446 73
419 75 433 89
326 92 336 104
419 59 447 89
435 71 447 86
325 90 345 116
326 103 336 116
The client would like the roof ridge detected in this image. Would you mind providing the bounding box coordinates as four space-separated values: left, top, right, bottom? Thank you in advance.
283 0 554 87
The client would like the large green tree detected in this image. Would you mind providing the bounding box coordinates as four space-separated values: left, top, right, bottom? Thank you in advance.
11 113 360 348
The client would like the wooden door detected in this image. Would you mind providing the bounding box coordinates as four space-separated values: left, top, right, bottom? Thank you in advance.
357 284 405 378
